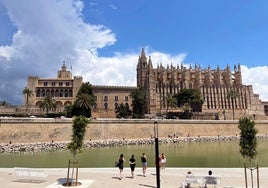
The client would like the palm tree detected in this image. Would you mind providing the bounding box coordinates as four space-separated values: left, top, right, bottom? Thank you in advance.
130 88 146 118
74 93 96 117
39 95 56 115
227 89 240 120
115 103 132 118
165 94 177 118
22 87 33 106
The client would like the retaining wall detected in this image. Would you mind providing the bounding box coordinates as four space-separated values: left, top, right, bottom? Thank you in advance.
1 118 268 144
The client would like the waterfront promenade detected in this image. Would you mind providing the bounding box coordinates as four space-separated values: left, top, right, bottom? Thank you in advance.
0 167 268 188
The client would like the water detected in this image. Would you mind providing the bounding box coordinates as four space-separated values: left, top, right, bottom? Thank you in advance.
1 140 268 168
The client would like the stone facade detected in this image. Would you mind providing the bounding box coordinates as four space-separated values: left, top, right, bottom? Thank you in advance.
91 85 135 118
23 62 135 117
137 48 265 118
25 62 83 108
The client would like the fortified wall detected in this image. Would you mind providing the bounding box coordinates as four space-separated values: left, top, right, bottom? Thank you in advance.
1 118 268 144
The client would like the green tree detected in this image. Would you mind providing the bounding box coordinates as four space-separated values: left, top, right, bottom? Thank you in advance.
115 103 132 118
0 101 10 106
130 88 146 119
39 95 56 116
227 89 240 120
165 94 177 118
73 93 96 117
239 117 258 161
22 87 33 106
174 89 203 112
72 82 96 118
64 104 73 118
67 116 89 156
238 117 258 188
77 82 94 95
66 115 89 186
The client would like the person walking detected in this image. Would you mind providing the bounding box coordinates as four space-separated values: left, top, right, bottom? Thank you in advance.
129 154 136 178
160 153 167 168
117 154 125 180
141 153 147 177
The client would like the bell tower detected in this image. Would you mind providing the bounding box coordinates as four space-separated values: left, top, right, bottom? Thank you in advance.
137 48 148 88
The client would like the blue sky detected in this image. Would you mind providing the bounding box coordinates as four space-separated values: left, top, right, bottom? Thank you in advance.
1 0 268 105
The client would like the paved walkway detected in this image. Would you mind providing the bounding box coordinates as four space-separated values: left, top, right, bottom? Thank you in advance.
0 167 267 188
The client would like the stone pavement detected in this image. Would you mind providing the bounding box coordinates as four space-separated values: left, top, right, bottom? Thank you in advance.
0 167 267 188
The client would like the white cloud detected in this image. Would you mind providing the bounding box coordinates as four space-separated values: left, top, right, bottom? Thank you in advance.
0 0 267 106
72 47 187 88
0 45 14 61
150 51 187 68
73 49 138 86
0 0 116 104
241 65 268 101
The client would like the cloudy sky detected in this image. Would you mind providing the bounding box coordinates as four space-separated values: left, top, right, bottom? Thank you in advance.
1 0 268 105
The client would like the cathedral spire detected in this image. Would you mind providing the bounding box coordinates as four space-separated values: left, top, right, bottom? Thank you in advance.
238 62 241 72
148 56 153 69
141 48 146 58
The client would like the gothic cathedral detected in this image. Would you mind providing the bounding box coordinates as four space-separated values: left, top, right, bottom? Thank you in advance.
137 48 264 118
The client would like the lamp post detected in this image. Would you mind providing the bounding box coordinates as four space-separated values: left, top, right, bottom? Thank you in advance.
154 121 160 188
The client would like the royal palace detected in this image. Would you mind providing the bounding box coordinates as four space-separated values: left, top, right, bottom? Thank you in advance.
17 49 267 119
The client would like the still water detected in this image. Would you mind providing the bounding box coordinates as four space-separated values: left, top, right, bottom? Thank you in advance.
0 140 268 168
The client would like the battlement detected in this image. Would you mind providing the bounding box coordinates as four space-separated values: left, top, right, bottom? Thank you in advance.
93 85 137 89
155 63 241 73
28 75 40 79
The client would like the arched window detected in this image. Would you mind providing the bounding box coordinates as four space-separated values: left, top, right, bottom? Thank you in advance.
59 89 63 97
189 82 192 89
36 89 41 97
51 89 55 97
114 103 118 109
65 89 68 97
42 89 45 97
46 89 50 96
104 103 108 109
93 103 97 109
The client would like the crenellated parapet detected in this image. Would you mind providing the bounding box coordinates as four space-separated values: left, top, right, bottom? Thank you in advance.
74 76 83 79
93 85 136 89
28 75 40 79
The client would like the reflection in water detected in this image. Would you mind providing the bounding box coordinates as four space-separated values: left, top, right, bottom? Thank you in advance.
0 140 268 168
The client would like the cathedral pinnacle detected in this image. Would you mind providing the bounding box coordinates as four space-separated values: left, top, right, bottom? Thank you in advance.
141 48 146 58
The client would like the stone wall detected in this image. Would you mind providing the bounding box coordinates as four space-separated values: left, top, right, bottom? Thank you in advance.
1 118 268 144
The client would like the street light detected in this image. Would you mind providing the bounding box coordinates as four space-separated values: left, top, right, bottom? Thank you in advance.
154 121 160 188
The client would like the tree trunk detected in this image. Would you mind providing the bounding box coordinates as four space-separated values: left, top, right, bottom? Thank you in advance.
65 159 80 186
250 168 254 188
257 164 259 188
232 98 234 120
244 163 248 188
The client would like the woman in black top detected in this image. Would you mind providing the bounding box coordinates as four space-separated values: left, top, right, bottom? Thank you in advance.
118 154 125 180
141 153 147 177
129 155 136 178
